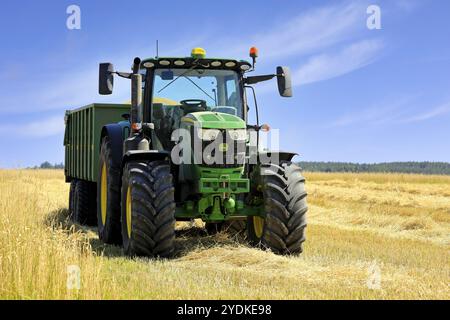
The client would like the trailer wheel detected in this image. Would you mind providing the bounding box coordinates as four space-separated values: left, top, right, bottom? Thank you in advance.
97 136 122 244
69 180 77 219
247 161 308 255
121 160 176 258
72 180 97 225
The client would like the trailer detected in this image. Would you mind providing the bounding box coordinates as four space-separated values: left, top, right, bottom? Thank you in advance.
64 103 130 182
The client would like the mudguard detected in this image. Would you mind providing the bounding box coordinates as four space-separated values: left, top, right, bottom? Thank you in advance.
122 150 171 168
100 124 125 168
258 151 299 164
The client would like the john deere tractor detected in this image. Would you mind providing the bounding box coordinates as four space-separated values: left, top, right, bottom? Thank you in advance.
64 47 307 257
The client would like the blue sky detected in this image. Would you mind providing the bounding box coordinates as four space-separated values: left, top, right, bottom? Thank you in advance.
0 0 449 167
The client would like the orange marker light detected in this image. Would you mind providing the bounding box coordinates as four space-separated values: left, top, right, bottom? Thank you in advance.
249 46 259 58
260 124 270 132
131 123 141 131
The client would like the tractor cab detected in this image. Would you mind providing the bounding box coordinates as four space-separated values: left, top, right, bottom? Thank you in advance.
140 49 251 152
149 67 245 151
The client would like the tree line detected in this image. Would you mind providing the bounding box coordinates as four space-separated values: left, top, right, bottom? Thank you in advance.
298 162 450 175
32 161 65 169
34 161 450 175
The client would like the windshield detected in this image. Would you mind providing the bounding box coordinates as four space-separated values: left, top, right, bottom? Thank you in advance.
152 68 243 118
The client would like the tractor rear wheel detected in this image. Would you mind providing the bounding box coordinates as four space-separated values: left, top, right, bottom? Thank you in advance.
247 161 308 255
97 136 122 244
121 160 176 258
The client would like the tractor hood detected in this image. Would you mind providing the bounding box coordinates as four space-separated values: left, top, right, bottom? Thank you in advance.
181 111 246 129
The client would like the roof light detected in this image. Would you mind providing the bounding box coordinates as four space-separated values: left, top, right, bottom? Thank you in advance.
174 60 186 66
191 47 206 59
143 62 154 68
225 61 236 67
240 64 250 71
159 60 170 66
211 61 222 67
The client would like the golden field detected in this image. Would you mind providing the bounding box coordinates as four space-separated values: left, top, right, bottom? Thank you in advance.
0 169 448 299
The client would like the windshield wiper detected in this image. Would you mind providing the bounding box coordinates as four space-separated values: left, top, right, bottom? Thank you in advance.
157 62 199 94
182 76 216 103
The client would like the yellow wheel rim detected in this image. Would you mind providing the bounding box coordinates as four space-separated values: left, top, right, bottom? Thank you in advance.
253 216 265 238
126 186 132 238
100 163 107 225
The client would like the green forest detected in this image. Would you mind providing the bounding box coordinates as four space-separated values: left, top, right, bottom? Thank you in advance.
298 162 450 175
35 161 450 175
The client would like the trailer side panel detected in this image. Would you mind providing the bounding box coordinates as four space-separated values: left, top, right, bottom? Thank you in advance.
64 103 130 182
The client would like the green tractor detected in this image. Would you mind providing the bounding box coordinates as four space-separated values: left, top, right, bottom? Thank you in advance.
64 47 307 257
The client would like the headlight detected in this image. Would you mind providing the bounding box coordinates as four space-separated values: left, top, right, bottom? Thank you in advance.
229 129 247 141
197 128 221 141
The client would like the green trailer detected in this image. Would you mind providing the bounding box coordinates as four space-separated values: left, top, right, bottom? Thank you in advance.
64 47 308 258
64 103 130 182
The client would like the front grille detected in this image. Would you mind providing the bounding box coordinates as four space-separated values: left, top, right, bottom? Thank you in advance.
201 130 246 168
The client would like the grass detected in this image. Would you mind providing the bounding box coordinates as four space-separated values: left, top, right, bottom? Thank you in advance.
0 170 448 299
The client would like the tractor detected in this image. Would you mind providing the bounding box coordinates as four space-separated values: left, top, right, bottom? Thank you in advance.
64 47 308 257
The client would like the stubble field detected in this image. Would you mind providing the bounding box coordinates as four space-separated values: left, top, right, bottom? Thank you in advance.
0 169 448 299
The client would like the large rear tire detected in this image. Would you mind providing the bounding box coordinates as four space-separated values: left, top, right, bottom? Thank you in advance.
97 136 122 244
121 160 176 258
247 161 308 255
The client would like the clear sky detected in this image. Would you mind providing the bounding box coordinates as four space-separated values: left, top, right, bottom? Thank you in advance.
0 0 449 167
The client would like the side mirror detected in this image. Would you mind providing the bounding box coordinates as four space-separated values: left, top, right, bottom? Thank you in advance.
99 63 114 95
277 66 292 97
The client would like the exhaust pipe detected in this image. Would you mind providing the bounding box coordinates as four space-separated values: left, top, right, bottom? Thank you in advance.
132 57 141 74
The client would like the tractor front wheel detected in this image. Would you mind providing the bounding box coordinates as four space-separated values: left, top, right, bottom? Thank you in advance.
247 161 308 255
121 160 176 258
